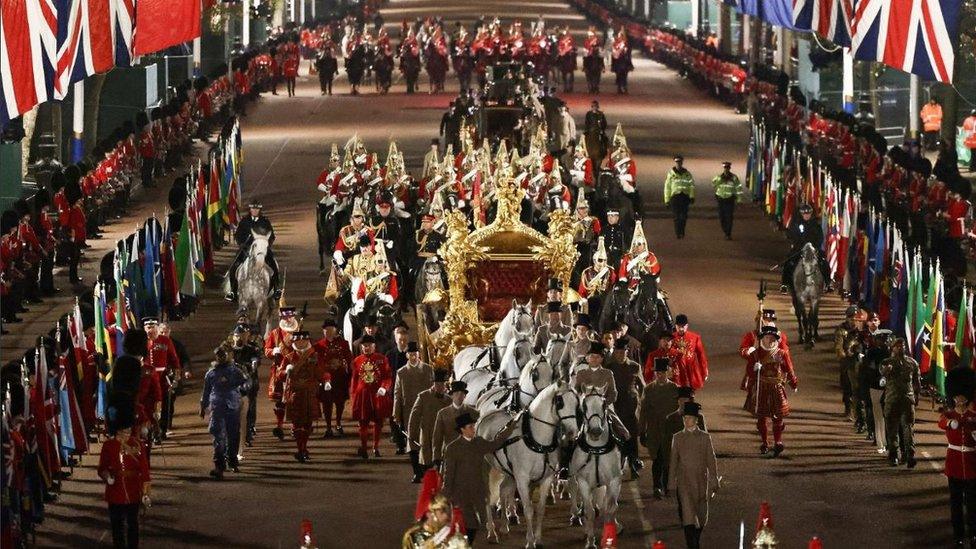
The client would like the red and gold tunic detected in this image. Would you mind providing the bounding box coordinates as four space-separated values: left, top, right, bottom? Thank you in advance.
742 347 797 418
315 336 353 401
98 436 150 505
264 327 291 400
282 346 327 427
671 329 709 391
349 352 393 422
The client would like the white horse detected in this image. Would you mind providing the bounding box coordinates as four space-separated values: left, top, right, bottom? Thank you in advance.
232 231 274 335
480 382 580 548
452 300 535 380
462 335 534 407
570 387 623 548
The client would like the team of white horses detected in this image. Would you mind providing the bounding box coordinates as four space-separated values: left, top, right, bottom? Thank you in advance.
453 300 623 548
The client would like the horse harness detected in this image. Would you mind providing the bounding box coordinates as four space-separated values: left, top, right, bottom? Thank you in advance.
573 393 621 487
493 393 575 485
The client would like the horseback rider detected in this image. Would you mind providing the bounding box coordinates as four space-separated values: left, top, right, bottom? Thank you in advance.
226 202 281 302
618 223 660 289
779 203 830 294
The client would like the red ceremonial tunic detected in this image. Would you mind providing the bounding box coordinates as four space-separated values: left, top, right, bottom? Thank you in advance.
642 346 680 385
349 352 393 422
283 346 327 427
670 329 709 390
98 436 150 505
315 336 353 401
741 347 797 418
264 327 291 400
136 364 162 428
940 409 976 479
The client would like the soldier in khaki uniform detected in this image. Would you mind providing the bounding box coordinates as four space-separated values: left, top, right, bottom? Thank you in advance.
432 381 479 467
880 337 920 468
407 369 451 481
638 357 679 498
393 342 433 480
833 306 862 423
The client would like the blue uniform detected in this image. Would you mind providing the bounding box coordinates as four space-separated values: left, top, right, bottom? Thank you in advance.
201 362 249 470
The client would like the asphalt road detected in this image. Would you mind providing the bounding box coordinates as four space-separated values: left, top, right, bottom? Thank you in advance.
31 2 953 547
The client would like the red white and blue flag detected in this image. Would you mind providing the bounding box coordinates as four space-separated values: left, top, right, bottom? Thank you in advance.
0 0 58 124
54 0 116 98
850 0 962 83
792 0 853 47
112 0 135 67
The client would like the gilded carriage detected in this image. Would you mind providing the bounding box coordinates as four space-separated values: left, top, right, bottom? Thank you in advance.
425 173 578 368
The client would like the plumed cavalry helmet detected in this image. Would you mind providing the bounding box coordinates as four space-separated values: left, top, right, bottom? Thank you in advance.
630 222 647 250
592 236 607 263
329 143 339 165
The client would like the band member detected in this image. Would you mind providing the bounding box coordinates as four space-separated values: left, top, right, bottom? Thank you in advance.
144 317 181 441
265 307 300 440
742 326 797 456
350 335 393 458
940 368 976 546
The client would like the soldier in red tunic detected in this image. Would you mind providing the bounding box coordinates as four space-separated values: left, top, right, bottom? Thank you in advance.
144 317 181 441
282 331 328 462
265 307 300 439
349 335 393 459
671 314 709 391
941 368 976 545
738 309 790 392
742 326 798 457
98 403 151 549
315 318 353 438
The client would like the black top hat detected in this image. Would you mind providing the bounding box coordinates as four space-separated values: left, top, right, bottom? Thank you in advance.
292 330 311 340
682 401 702 417
759 325 780 339
613 338 628 350
546 301 562 313
449 381 468 394
406 341 420 353
233 323 251 334
365 314 379 326
587 341 605 356
548 278 563 291
321 318 337 328
575 314 591 328
677 386 695 398
433 369 449 382
360 334 376 345
761 309 777 320
653 356 670 372
455 412 476 431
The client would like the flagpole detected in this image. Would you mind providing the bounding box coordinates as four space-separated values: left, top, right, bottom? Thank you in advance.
71 81 85 163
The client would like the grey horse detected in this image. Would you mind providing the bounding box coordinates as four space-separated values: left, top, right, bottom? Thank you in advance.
791 242 824 347
231 230 275 335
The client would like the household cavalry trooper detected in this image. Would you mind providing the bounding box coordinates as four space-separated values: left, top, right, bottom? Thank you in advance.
664 155 695 239
572 193 601 278
618 222 661 289
333 199 375 273
578 237 616 321
711 161 742 240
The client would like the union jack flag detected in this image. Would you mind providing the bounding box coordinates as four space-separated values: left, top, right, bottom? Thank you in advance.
0 0 58 125
850 0 963 83
792 0 853 47
54 0 115 99
112 0 134 66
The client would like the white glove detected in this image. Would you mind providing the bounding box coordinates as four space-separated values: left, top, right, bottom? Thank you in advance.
317 183 329 193
620 180 636 193
352 300 366 314
377 387 387 397
386 239 394 249
285 364 294 374
332 250 345 265
106 474 116 486
878 377 887 388
379 293 394 305
272 346 281 356
322 381 332 391
745 346 756 356
753 363 762 372
951 419 960 429
142 495 152 508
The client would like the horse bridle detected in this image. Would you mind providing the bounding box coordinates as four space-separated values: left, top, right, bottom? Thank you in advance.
512 306 533 338
577 392 609 432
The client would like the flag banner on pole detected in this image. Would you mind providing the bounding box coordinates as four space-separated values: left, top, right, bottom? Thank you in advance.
132 0 201 55
0 0 59 124
850 0 963 83
54 0 116 99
